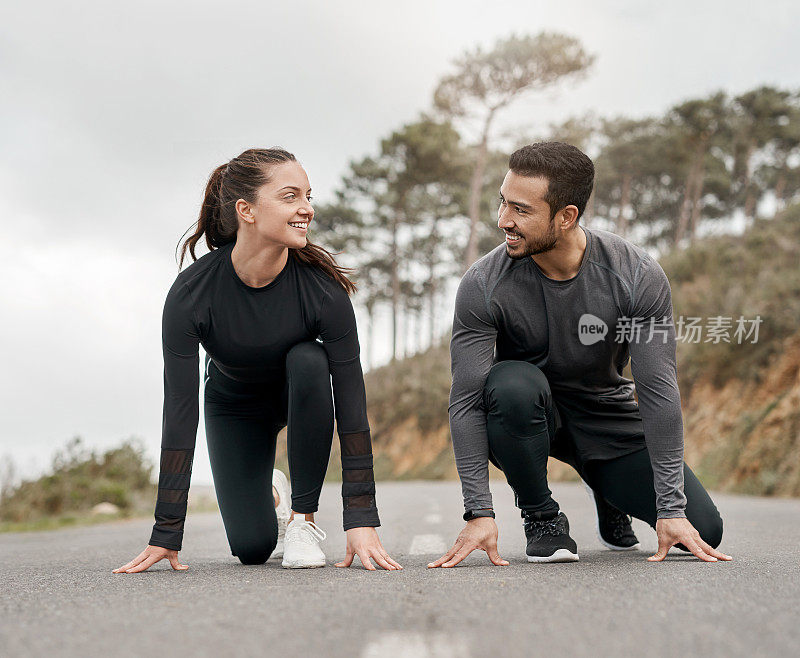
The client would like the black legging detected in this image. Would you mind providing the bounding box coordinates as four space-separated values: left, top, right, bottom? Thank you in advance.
203 342 334 565
483 360 723 548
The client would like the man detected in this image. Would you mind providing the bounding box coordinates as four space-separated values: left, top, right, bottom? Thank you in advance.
429 142 730 568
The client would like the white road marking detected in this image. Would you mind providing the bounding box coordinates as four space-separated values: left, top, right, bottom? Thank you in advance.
423 513 442 525
409 534 446 555
361 632 469 658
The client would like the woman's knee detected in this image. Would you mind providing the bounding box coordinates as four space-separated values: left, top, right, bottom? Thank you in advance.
232 535 278 565
286 341 329 383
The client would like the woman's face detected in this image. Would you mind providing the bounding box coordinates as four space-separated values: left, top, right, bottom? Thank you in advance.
240 161 314 249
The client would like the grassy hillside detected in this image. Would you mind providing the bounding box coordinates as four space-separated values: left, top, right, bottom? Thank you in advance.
362 204 800 496
667 205 800 495
664 204 800 391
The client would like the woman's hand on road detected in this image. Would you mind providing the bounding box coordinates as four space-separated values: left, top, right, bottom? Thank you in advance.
428 517 509 568
648 518 732 562
113 545 188 573
335 527 403 571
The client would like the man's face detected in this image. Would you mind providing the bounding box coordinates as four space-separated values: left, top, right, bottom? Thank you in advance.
497 171 557 259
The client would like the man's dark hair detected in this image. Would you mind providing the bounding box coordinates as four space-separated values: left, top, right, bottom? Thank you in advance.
508 142 595 221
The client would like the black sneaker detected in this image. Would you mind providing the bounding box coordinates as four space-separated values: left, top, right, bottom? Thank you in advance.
585 484 640 551
523 511 579 563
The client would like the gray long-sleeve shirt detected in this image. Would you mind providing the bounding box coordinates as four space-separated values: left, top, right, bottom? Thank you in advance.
449 226 687 519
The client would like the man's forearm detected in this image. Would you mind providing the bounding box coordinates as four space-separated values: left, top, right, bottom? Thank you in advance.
629 333 687 517
449 407 493 511
448 266 498 514
643 396 687 518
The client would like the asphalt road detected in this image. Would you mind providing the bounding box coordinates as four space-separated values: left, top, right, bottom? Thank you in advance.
2 481 798 657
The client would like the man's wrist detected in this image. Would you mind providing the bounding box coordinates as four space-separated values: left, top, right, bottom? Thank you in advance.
463 508 495 521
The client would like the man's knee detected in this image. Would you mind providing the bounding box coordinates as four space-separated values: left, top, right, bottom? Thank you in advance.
696 513 724 549
484 361 551 418
286 341 329 384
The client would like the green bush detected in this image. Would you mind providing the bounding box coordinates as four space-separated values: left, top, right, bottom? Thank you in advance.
0 436 155 525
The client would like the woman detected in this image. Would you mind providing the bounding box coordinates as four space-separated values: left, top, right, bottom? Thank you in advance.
114 148 401 572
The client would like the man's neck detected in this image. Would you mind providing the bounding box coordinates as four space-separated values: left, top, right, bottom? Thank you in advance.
530 226 587 281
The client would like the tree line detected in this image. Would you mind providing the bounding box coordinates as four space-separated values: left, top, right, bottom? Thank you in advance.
311 32 800 364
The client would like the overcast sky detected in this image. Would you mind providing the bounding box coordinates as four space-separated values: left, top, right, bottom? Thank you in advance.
2 0 799 485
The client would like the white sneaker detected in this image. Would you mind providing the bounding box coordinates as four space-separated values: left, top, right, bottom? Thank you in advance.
272 469 291 559
281 518 327 569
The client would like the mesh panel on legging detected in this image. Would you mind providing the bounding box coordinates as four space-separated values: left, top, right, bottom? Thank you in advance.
340 430 379 529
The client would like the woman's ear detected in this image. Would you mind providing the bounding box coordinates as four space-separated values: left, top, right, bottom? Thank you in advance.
235 199 255 224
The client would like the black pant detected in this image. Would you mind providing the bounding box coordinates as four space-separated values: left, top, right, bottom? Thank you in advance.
203 342 334 565
483 360 723 548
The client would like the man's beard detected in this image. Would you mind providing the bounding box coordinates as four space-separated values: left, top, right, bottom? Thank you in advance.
505 220 557 259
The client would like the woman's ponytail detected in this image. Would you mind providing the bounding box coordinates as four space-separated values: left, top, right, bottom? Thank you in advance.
176 164 234 269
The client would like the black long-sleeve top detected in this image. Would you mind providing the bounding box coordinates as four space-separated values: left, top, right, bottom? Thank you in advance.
148 242 379 551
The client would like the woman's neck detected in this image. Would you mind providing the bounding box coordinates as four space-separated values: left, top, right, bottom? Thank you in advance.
230 235 289 288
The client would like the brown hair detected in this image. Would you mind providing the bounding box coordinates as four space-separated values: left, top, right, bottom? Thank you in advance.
177 147 356 294
509 142 595 221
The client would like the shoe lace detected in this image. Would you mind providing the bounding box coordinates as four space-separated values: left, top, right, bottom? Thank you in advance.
604 507 634 540
286 519 327 544
524 515 565 540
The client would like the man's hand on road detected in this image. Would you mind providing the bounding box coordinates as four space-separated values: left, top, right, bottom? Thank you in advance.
427 517 509 568
113 545 188 573
648 518 732 563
